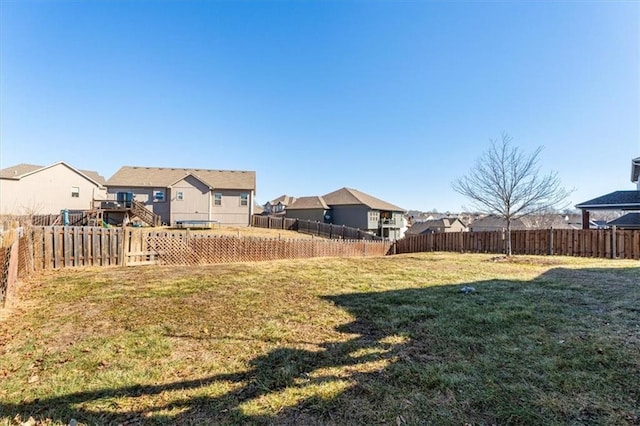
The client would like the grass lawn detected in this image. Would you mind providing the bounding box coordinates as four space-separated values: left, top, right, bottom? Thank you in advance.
1 253 638 425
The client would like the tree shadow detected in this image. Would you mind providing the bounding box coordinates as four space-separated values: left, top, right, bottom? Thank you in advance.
2 266 639 424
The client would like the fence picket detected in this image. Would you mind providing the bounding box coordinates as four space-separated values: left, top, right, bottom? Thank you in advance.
394 229 640 259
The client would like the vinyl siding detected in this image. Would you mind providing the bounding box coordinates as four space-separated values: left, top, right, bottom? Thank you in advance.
107 186 171 224
330 205 370 230
286 208 327 222
0 164 105 215
211 189 253 226
170 176 211 223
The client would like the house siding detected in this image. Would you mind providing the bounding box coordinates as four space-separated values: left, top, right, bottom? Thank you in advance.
170 176 211 224
331 205 370 230
0 164 105 215
286 208 327 222
107 186 253 226
211 189 253 226
107 186 171 224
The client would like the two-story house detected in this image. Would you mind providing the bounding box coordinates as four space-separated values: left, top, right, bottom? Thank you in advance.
0 162 106 215
262 195 297 215
285 187 406 240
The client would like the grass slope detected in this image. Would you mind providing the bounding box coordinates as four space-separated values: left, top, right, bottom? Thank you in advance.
0 253 639 425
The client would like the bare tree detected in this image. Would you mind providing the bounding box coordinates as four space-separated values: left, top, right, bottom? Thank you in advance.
452 134 571 256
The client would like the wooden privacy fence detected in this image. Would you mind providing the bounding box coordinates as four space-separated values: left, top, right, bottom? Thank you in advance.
124 228 391 266
394 228 640 259
252 215 298 231
252 215 382 241
0 238 19 308
22 226 124 271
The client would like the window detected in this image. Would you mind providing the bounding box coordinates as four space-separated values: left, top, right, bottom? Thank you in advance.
368 211 379 222
176 191 184 201
240 193 249 207
214 193 222 206
71 186 80 198
154 190 165 202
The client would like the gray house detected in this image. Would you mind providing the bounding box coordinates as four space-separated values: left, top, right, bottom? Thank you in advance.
0 162 106 215
285 196 330 222
575 157 640 229
106 166 256 226
285 187 406 240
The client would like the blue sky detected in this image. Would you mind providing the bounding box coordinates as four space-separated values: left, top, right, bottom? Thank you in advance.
1 1 638 212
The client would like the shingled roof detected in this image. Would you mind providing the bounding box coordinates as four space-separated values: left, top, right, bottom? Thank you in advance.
287 196 329 210
270 195 296 206
322 187 404 212
107 166 256 190
607 212 640 229
0 162 107 186
575 191 640 210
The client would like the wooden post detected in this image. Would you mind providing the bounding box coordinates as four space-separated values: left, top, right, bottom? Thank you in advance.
611 226 617 259
581 210 590 230
549 227 554 255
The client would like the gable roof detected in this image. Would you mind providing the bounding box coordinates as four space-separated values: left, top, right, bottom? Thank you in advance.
607 212 640 229
107 166 256 191
0 162 106 186
287 196 329 210
322 187 405 212
269 195 296 206
469 215 527 230
0 163 42 178
575 191 640 210
168 173 213 189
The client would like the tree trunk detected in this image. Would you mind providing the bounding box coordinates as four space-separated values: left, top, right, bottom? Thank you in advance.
505 219 512 256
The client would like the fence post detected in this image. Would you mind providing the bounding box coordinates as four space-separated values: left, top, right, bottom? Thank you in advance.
611 226 617 259
549 227 554 255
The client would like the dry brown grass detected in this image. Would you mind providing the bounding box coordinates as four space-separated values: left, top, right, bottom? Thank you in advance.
166 225 314 239
1 253 638 425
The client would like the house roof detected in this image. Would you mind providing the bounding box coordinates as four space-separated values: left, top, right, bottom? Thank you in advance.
470 214 575 230
0 162 106 186
607 212 640 229
322 187 405 212
269 195 296 206
0 163 42 178
406 218 465 235
575 191 640 210
287 196 329 210
107 166 256 190
469 215 527 230
167 173 213 189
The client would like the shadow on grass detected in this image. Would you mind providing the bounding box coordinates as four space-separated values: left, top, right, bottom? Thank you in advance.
2 266 639 424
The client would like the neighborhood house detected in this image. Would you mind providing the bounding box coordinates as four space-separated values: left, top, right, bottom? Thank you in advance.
285 187 407 240
0 162 106 215
575 157 640 229
106 166 257 226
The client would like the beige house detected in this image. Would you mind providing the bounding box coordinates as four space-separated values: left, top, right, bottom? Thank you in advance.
406 217 466 236
468 214 575 232
263 195 297 215
106 166 256 226
0 162 106 215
